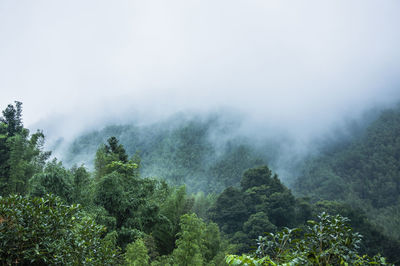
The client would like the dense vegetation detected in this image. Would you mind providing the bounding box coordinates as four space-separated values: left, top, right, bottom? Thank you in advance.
1 101 399 265
293 105 400 240
226 212 389 265
57 114 276 193
0 194 120 264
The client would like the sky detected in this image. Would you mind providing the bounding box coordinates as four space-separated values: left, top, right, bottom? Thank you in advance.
1 0 400 141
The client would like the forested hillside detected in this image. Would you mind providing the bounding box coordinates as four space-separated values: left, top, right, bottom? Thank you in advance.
293 104 400 239
56 114 280 193
1 102 399 265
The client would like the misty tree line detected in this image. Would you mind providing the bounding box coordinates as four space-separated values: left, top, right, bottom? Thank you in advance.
1 101 399 265
293 107 400 238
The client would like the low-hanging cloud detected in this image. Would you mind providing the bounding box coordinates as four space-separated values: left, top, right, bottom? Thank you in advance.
1 0 400 142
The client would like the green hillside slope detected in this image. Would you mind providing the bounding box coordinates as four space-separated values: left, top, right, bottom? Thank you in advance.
59 114 281 193
294 105 400 239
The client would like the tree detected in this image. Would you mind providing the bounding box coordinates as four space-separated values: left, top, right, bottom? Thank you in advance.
240 166 296 228
94 146 169 251
202 221 222 262
125 238 150 266
210 186 249 235
243 212 276 242
0 101 23 137
94 145 109 180
29 159 73 203
172 213 205 266
0 102 50 196
94 136 135 180
226 212 391 265
191 191 216 221
105 136 129 163
241 166 282 192
71 164 91 205
0 194 121 265
94 172 126 226
293 106 400 246
313 200 400 264
209 143 265 191
265 191 296 227
153 186 193 255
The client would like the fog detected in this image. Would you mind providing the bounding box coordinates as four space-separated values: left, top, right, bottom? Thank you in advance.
1 0 400 149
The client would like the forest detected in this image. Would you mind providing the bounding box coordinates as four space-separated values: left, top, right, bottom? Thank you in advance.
1 101 400 265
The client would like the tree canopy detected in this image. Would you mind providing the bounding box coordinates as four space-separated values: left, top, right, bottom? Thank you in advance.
0 101 399 264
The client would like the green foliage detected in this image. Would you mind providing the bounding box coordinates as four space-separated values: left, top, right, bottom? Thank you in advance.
94 171 126 224
95 136 138 180
94 145 109 179
241 166 273 191
294 107 400 240
106 136 129 163
151 255 175 266
312 200 400 264
153 186 193 255
143 234 160 262
125 238 150 266
210 186 249 235
292 106 400 263
63 117 268 194
2 102 399 265
240 166 295 227
226 212 391 265
0 102 50 196
294 197 313 225
209 143 265 190
191 191 217 221
94 171 168 249
106 160 138 177
29 159 73 203
71 164 92 205
212 166 298 254
265 191 296 228
243 212 277 242
0 194 120 265
172 213 224 266
304 213 362 265
226 254 273 266
0 101 23 137
202 221 223 262
92 138 174 251
172 213 205 266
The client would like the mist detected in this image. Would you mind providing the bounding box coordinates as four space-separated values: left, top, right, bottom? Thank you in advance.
1 0 400 156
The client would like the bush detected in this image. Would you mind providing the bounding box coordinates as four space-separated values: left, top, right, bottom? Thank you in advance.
226 212 391 265
0 194 121 265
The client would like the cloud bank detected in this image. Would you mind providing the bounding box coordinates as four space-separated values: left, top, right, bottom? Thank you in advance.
1 0 400 140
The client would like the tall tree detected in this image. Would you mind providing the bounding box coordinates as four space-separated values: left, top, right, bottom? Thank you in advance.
71 164 91 205
172 213 205 266
125 238 150 266
94 136 138 180
153 186 193 255
0 101 23 137
0 102 50 195
210 186 249 235
105 136 128 163
29 159 73 203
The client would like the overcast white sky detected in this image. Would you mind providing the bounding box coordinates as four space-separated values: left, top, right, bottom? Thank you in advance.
1 0 400 139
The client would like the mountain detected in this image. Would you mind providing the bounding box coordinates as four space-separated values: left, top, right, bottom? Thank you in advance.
56 105 400 239
293 104 400 239
55 113 282 193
